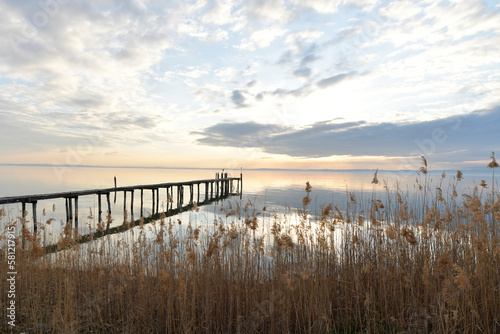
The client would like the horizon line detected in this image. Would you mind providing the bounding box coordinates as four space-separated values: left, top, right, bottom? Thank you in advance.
0 163 489 173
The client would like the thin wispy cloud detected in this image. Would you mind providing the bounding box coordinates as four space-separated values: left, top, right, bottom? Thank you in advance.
317 72 356 89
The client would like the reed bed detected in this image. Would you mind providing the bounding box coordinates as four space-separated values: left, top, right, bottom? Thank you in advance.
1 158 499 333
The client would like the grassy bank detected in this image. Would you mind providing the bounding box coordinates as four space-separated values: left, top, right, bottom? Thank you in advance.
1 159 499 333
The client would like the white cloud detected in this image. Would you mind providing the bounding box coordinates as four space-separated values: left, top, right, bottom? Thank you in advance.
246 0 291 23
379 0 499 48
178 19 229 42
210 27 229 41
178 68 210 79
343 0 379 9
215 66 238 78
177 19 209 39
202 0 237 25
292 0 339 14
382 0 423 21
238 26 287 50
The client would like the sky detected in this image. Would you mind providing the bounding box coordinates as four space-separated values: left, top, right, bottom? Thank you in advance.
0 0 499 171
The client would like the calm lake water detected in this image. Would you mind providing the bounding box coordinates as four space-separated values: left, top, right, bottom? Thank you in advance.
0 165 494 244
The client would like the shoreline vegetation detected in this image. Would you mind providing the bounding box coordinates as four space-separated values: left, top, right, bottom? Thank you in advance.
1 156 499 333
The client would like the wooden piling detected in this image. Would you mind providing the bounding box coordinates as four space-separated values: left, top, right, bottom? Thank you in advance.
65 198 69 224
74 197 79 229
156 188 160 214
123 190 127 221
68 197 73 225
106 192 111 233
189 184 192 204
181 186 184 207
140 188 144 217
114 176 117 204
240 172 243 197
106 192 111 215
197 184 200 203
130 190 134 218
152 189 155 215
178 185 183 209
32 201 37 234
166 187 170 212
98 193 102 223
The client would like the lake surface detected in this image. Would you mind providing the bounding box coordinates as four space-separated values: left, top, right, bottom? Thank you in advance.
0 165 494 245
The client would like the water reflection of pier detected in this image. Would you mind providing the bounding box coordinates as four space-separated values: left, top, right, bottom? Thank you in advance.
0 172 243 237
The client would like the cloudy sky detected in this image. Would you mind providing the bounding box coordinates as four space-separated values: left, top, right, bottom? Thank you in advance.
0 0 499 171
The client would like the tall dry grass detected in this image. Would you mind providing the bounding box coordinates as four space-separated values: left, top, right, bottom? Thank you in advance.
1 159 499 333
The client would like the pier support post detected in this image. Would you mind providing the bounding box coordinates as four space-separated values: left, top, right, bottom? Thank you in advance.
152 189 155 215
166 187 171 212
177 185 183 209
189 184 193 204
74 197 78 229
21 202 26 223
106 192 111 233
32 201 37 234
98 193 102 224
65 198 69 224
140 188 144 218
114 176 117 204
130 190 134 220
66 197 73 225
155 188 159 214
123 191 127 222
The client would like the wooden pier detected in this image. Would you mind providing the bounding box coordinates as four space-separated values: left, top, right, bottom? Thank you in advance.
0 172 243 235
